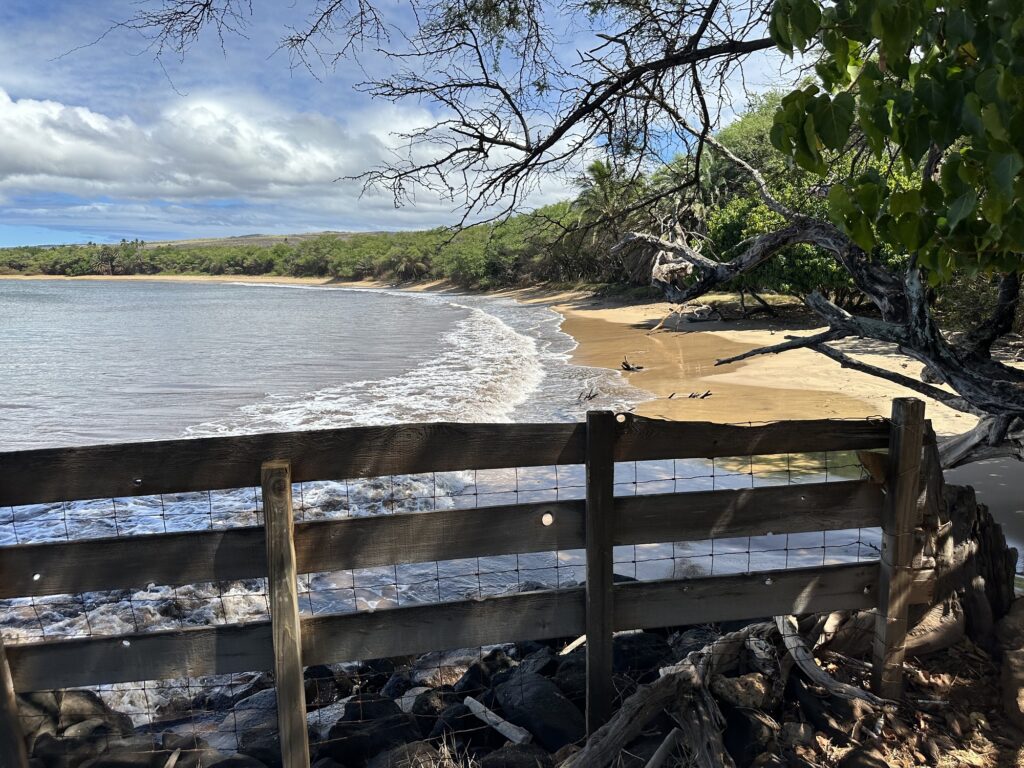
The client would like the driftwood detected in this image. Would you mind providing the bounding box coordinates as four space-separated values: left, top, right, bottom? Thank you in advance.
559 623 774 768
643 727 681 768
775 615 887 707
463 696 533 744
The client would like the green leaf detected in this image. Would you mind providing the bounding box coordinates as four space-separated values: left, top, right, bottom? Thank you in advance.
982 103 1010 143
811 92 856 150
947 190 979 230
889 190 922 216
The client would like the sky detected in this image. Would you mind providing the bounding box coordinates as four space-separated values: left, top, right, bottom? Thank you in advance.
0 1 788 247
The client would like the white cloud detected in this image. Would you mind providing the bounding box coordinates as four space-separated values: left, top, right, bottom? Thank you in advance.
0 86 577 241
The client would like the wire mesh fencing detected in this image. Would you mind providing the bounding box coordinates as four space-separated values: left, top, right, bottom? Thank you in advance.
0 421 894 767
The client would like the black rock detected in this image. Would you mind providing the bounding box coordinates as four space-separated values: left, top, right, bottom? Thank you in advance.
410 688 455 738
517 647 557 678
305 666 341 710
426 703 501 751
668 626 720 662
192 672 274 712
451 664 488 697
365 741 440 768
324 714 420 767
552 653 586 709
380 672 414 700
340 694 402 723
479 743 554 768
206 757 269 768
612 633 671 679
354 659 398 693
493 670 585 752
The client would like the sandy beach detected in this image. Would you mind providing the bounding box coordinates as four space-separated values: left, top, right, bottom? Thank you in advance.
552 296 975 435
551 294 1023 559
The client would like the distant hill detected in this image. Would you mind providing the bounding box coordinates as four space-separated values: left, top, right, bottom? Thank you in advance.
144 231 363 249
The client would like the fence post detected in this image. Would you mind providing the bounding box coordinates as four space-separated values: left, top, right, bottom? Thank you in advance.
585 410 616 734
0 638 28 768
873 398 926 698
261 460 311 768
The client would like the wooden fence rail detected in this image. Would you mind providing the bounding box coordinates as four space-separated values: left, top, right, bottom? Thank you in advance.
0 403 930 768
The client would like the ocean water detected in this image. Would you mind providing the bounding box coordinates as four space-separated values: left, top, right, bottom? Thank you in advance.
0 278 877 721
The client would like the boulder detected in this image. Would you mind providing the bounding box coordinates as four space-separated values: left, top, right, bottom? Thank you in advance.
612 633 670 677
205 757 269 768
193 672 274 713
552 653 586 709
426 702 495 750
409 688 455 737
324 714 420 767
365 741 440 768
516 647 557 678
381 672 414 700
56 691 133 738
32 732 104 768
340 694 402 723
479 743 554 768
493 670 585 752
1001 647 1024 731
305 666 342 710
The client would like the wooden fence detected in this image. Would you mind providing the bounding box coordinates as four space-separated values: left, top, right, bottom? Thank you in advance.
0 399 932 768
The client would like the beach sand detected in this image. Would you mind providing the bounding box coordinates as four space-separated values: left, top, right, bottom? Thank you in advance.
554 296 975 436
553 295 1023 561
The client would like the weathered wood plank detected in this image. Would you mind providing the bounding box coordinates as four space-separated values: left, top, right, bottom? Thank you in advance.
615 415 890 462
262 461 310 768
0 479 880 600
585 411 616 734
294 499 585 575
0 500 586 599
0 528 268 599
301 588 586 666
0 422 586 507
6 622 274 691
872 398 926 698
615 481 883 545
0 639 28 768
7 561 909 692
614 562 879 629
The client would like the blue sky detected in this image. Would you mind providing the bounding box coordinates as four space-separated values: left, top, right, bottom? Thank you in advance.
0 2 787 247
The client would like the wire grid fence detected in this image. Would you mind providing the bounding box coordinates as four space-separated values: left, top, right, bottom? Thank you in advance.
1 431 884 765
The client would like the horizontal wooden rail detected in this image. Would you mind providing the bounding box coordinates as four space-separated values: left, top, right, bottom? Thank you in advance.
0 481 880 599
614 416 890 462
0 423 586 507
0 418 889 508
614 480 883 546
7 562 909 692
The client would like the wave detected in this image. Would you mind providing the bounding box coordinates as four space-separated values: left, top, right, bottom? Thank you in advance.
184 302 546 436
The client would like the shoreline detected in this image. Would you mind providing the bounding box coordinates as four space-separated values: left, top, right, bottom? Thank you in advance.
6 272 1022 559
1 272 987 435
